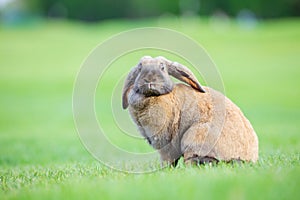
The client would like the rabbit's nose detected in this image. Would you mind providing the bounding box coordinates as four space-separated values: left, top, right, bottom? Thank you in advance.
144 76 156 83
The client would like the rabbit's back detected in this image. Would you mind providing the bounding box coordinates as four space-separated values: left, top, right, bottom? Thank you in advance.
175 84 259 162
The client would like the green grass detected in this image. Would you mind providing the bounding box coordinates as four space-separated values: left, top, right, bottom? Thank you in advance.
1 17 300 199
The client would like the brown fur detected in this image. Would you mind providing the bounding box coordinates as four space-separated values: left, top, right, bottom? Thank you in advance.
123 56 258 166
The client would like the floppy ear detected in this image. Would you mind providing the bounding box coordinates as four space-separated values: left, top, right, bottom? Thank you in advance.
159 57 205 93
122 64 141 109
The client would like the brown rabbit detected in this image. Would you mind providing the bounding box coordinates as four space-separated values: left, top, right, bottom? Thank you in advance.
122 56 258 166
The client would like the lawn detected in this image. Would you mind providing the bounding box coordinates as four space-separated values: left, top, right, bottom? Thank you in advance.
0 17 299 199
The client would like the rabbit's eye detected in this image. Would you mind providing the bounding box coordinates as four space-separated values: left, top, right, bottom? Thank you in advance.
160 63 165 71
138 63 142 71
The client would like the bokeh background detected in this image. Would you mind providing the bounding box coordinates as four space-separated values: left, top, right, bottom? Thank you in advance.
1 0 300 23
1 0 299 199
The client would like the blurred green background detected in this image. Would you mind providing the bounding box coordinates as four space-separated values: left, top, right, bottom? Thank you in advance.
2 0 299 22
0 0 300 199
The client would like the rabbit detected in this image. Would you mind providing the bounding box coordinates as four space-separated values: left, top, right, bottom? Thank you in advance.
122 56 258 166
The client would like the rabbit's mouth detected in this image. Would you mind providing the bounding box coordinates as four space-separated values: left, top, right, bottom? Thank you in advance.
137 83 168 97
143 89 161 97
135 82 172 97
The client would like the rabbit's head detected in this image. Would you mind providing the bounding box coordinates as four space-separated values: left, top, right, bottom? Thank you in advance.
134 57 174 97
122 56 205 109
